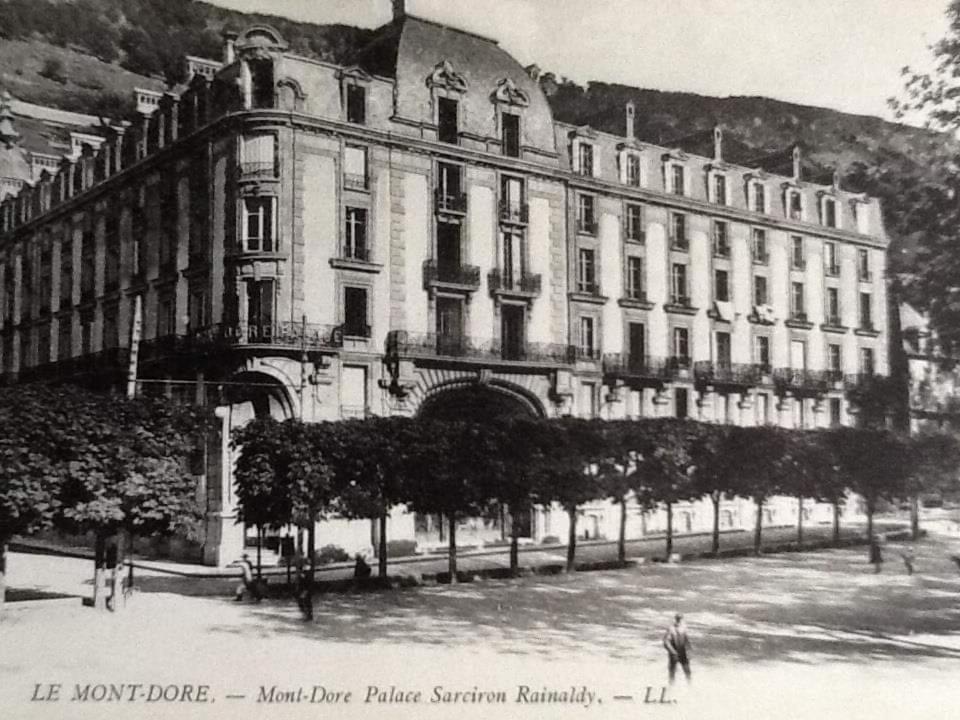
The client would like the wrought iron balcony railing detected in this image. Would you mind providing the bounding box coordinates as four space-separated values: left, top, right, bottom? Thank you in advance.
190 322 345 350
386 330 575 366
498 200 529 225
343 173 368 191
423 259 482 289
435 190 468 215
693 361 763 387
488 269 542 296
772 367 831 394
238 161 277 179
602 353 674 382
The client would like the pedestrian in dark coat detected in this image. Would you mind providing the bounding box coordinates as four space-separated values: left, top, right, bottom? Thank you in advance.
663 613 692 684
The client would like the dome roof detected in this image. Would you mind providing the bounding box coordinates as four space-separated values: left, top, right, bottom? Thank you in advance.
353 16 556 157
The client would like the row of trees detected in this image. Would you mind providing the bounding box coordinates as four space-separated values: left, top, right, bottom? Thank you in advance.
233 417 960 585
0 385 211 607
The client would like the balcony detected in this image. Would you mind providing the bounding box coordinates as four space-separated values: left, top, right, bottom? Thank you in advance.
191 322 344 351
671 236 689 252
386 330 574 367
498 200 529 225
238 161 277 179
772 368 830 397
330 244 381 274
826 262 841 277
855 320 880 338
619 288 653 310
488 269 541 299
602 353 673 386
665 295 697 315
713 241 730 258
785 311 813 330
576 218 598 235
435 190 467 216
821 316 847 333
693 361 762 389
752 249 770 265
423 259 481 293
343 173 368 191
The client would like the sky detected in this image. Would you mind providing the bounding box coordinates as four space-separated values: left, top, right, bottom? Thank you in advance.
205 0 951 121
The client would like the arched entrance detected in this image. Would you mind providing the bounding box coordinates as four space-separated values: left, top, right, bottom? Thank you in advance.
413 380 543 548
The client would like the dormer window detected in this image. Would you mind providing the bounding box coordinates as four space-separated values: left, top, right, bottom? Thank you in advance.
438 97 459 144
786 188 803 221
346 84 366 124
713 173 727 204
671 165 685 196
822 196 838 228
752 228 768 264
577 143 594 176
502 113 520 157
750 181 767 213
852 199 870 234
625 153 641 187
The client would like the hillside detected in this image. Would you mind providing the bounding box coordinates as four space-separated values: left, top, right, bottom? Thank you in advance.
0 0 951 271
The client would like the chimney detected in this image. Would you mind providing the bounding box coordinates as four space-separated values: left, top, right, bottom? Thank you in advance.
0 91 19 148
222 30 238 64
713 125 723 161
625 101 635 140
392 0 406 21
792 145 801 180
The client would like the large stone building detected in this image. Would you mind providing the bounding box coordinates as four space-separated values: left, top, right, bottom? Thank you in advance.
0 4 888 564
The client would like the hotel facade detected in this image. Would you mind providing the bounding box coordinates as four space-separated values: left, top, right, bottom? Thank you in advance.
0 7 889 564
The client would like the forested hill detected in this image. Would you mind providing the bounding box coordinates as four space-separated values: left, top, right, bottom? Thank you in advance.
0 0 951 269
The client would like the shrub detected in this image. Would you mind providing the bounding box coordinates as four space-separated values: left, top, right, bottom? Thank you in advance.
39 58 68 84
315 544 350 565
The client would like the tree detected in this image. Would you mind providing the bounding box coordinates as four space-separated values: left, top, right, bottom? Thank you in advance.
780 430 830 546
597 421 648 564
688 423 736 555
730 425 788 555
828 428 909 551
531 419 605 572
332 417 418 579
639 419 698 560
905 431 960 539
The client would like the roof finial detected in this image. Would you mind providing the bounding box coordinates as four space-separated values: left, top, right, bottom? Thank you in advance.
0 91 20 147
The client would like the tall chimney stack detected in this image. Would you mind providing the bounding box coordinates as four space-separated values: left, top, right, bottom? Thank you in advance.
625 101 635 140
392 0 406 21
222 30 238 64
713 126 723 161
792 145 801 180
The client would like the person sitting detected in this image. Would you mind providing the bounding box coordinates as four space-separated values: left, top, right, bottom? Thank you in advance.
354 553 372 580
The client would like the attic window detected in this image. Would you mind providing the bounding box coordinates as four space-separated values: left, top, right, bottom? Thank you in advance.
249 59 274 109
502 113 520 157
347 85 366 124
822 196 837 228
438 98 459 144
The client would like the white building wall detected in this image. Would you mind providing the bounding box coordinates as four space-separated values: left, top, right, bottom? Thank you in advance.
689 218 711 362
646 218 668 357
404 172 429 334
528 196 552 344
301 153 336 325
599 209 621 353
468 183 495 340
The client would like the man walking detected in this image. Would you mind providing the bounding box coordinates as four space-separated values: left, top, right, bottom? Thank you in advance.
234 554 261 602
663 613 692 684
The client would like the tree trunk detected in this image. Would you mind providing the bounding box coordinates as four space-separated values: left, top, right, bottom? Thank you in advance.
378 513 388 579
509 505 520 576
92 533 106 610
307 522 316 588
832 500 841 545
0 539 7 608
754 499 763 556
866 501 874 545
711 493 720 555
448 515 457 583
910 495 920 540
617 497 627 564
665 502 673 559
566 506 578 573
797 495 804 546
256 525 263 582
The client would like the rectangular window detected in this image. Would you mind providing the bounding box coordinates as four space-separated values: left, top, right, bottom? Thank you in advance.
671 165 685 196
626 256 644 300
713 220 729 257
346 84 366 124
577 248 596 293
578 316 595 357
58 318 71 360
242 197 274 252
716 331 731 366
858 249 871 281
791 282 805 319
437 162 463 213
341 365 369 418
752 228 768 263
438 97 459 144
131 205 146 277
188 288 208 332
789 190 803 220
670 213 687 250
825 241 839 275
859 292 873 329
671 263 687 304
581 381 597 418
714 174 727 204
673 327 690 366
343 287 369 337
628 322 645 363
240 134 276 177
38 247 51 315
860 347 875 375
824 197 837 228
80 230 95 302
79 312 93 356
502 113 520 157
626 154 641 186
157 295 175 338
715 269 730 302
625 203 644 242
791 339 807 370
577 194 596 233
105 216 120 291
829 398 842 428
752 183 766 213
828 343 842 373
577 143 594 176
827 287 840 325
246 279 275 341
791 236 805 269
343 145 368 190
436 296 463 347
755 335 770 369
754 275 768 306
102 306 118 349
344 207 368 260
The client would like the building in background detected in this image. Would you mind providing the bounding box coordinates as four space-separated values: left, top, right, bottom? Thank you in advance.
0 3 888 564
